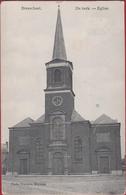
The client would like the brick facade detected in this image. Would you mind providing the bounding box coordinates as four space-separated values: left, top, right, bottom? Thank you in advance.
8 118 122 175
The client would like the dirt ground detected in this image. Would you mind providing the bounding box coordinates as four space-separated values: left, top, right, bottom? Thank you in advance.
2 175 125 195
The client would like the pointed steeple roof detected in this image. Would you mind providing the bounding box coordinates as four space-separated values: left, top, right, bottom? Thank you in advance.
52 6 67 60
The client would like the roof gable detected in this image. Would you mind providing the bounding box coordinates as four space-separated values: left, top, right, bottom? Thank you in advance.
71 110 85 122
12 117 34 128
34 114 45 123
93 114 117 124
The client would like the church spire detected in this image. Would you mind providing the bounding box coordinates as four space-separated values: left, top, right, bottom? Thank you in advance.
52 6 67 60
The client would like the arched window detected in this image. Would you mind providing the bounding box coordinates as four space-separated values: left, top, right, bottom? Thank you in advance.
51 117 65 140
35 138 44 164
54 69 62 82
74 136 82 161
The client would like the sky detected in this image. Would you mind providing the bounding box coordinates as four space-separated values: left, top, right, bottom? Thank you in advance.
1 1 125 156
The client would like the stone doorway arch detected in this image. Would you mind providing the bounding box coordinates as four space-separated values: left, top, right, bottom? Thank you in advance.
52 152 64 175
96 147 111 174
17 149 30 175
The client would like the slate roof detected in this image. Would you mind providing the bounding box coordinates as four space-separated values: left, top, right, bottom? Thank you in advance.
10 113 117 128
33 110 85 123
71 110 85 122
11 110 86 128
92 114 118 124
34 114 45 123
12 117 34 128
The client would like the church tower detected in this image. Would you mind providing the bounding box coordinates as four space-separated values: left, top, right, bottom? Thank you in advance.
44 7 75 123
44 7 75 174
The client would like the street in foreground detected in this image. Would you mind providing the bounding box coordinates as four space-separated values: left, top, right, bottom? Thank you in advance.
2 175 125 195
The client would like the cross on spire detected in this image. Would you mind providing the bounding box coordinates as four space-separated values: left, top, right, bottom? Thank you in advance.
52 7 67 60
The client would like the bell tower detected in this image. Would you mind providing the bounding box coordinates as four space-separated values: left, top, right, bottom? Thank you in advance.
44 7 75 123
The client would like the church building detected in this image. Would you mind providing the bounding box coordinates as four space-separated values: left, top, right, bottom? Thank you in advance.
8 8 122 175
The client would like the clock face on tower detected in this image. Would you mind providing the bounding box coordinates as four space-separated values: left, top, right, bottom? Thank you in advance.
52 96 63 106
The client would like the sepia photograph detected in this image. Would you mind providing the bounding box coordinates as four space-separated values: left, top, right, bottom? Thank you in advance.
1 1 125 195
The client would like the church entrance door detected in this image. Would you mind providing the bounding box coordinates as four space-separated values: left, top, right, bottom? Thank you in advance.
19 159 28 175
99 156 110 173
52 152 64 175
